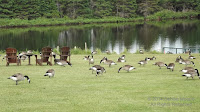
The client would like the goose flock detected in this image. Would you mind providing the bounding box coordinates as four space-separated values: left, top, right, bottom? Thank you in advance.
5 50 200 85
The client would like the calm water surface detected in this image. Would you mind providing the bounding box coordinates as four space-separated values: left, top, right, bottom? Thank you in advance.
0 20 200 54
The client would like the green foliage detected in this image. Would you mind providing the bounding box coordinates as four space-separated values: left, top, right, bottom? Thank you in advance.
71 47 91 55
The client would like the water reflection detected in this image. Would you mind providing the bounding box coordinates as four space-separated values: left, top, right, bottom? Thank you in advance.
0 20 200 54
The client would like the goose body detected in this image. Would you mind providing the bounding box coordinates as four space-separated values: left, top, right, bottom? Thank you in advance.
188 55 196 59
167 63 175 71
91 51 97 55
182 69 200 79
180 67 194 73
179 59 195 66
120 55 125 60
138 58 147 66
153 62 167 69
118 65 135 73
100 57 116 67
139 50 144 54
105 50 111 55
89 65 102 74
117 57 126 63
96 67 106 76
89 56 94 65
44 69 55 78
8 73 30 85
56 60 72 67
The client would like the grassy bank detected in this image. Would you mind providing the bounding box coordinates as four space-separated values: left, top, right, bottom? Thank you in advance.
0 53 199 112
0 10 199 28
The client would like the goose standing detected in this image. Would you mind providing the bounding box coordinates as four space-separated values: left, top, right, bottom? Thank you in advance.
167 63 175 71
89 56 94 65
8 73 30 85
153 62 167 69
44 69 55 78
138 58 147 66
182 69 200 79
118 65 136 73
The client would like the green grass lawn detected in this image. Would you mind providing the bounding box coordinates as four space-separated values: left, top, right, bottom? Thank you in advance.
0 53 199 112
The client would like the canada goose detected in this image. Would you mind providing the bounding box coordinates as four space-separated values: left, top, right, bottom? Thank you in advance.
56 60 72 67
96 67 106 76
184 49 191 54
153 62 167 69
53 54 60 65
179 59 195 66
167 63 175 71
138 58 147 66
8 73 30 85
147 56 156 60
180 67 194 73
118 65 136 73
117 57 126 63
105 50 111 55
175 55 182 63
139 49 144 54
44 69 55 78
89 56 94 65
188 54 196 59
182 69 200 79
100 57 116 67
120 55 126 60
91 51 97 55
167 51 173 54
89 65 106 74
83 55 90 60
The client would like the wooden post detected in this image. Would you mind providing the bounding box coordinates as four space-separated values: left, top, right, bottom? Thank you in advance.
85 42 87 51
57 46 59 53
176 48 177 54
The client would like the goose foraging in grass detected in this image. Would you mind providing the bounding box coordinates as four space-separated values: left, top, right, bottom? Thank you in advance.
182 69 200 79
167 63 175 71
180 67 194 73
8 73 30 85
89 65 106 74
100 57 116 67
96 67 106 76
118 65 135 73
153 62 167 69
44 69 55 78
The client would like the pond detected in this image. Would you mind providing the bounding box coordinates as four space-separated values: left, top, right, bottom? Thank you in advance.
0 19 200 54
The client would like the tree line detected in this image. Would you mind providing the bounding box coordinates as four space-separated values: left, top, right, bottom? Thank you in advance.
0 0 200 20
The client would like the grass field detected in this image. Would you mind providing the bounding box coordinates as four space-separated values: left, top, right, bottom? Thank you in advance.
0 53 199 112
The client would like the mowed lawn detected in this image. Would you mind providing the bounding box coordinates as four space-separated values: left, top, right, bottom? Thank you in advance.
0 53 199 112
